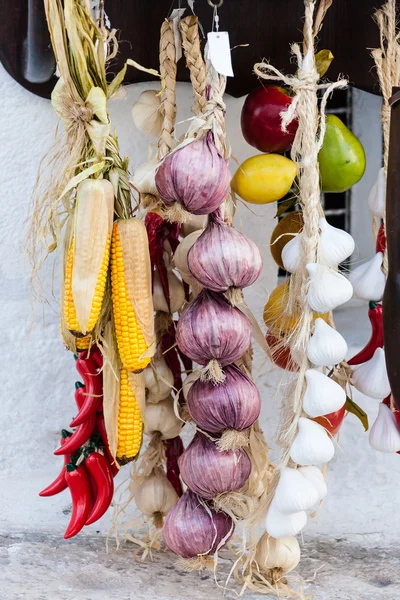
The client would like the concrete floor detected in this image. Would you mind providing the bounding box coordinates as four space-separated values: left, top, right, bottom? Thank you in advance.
2 532 400 600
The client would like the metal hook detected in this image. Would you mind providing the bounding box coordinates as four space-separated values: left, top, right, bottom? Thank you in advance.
207 0 223 7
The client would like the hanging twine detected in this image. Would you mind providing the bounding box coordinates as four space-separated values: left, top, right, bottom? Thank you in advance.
179 16 207 115
254 0 347 520
371 0 400 274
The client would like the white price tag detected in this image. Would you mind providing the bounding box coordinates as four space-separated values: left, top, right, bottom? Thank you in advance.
170 8 186 62
207 31 234 77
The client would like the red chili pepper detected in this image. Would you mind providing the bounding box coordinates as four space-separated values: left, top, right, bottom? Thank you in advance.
376 223 386 254
70 355 103 427
54 411 96 456
84 452 114 525
64 464 92 539
39 430 72 497
348 302 384 366
95 413 119 477
164 436 184 497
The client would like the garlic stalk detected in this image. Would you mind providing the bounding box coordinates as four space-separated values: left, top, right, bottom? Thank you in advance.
303 369 346 418
265 502 307 539
307 318 348 366
352 347 391 400
349 252 386 302
255 533 301 574
369 403 400 453
273 467 319 513
290 418 335 465
307 263 353 312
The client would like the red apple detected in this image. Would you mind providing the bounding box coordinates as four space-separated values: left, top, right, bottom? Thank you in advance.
313 405 346 436
266 333 299 372
376 222 386 254
241 85 298 153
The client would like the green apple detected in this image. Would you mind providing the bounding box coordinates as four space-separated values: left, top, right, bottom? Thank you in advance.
318 114 366 193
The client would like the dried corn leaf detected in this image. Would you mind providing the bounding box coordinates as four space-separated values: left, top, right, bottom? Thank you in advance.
72 178 114 333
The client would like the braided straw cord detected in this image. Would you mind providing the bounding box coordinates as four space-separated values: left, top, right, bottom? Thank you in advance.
158 19 177 161
371 0 400 274
179 16 207 115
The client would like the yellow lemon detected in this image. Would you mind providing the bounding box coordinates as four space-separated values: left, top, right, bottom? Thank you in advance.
263 280 328 335
231 154 297 204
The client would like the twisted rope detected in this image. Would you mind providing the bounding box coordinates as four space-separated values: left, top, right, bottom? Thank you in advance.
179 16 207 116
371 0 400 275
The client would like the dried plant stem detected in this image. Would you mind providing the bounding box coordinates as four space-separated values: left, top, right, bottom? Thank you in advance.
180 16 207 115
371 0 400 273
158 20 177 160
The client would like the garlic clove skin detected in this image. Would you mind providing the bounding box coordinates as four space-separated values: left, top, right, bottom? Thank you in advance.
255 533 301 574
265 502 307 538
131 90 163 136
349 252 386 302
306 263 353 312
143 356 174 403
131 158 159 196
144 396 183 440
352 347 391 400
273 467 319 513
181 214 208 237
174 230 204 285
152 268 186 314
368 167 386 219
298 466 327 501
369 403 400 453
281 233 302 274
319 218 355 266
303 369 346 418
290 417 335 465
307 318 348 366
182 370 201 400
134 468 178 519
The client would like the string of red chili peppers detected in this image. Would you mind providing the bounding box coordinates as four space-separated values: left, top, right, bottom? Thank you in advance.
39 348 118 538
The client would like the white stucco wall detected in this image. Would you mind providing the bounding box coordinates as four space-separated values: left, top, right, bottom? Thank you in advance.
0 62 397 544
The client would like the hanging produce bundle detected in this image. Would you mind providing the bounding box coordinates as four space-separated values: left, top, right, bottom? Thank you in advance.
30 0 156 538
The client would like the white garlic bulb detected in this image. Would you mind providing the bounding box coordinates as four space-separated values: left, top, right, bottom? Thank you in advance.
144 396 182 439
255 533 301 574
281 233 302 273
143 356 174 403
352 347 391 400
131 90 163 136
318 218 355 266
306 263 353 312
369 403 400 453
290 418 335 465
174 230 203 285
134 468 178 521
182 370 201 400
265 502 307 539
298 466 327 501
131 158 159 196
368 167 386 219
274 467 319 513
303 369 346 418
181 214 208 237
349 252 386 302
152 268 186 314
307 318 348 366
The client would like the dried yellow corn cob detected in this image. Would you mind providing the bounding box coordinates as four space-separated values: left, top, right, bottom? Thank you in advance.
63 178 114 335
117 367 143 463
111 219 155 372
